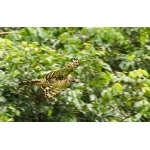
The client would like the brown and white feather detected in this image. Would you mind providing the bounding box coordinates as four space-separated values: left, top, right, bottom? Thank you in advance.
19 58 79 99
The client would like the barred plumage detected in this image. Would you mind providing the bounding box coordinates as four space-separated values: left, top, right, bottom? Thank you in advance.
19 58 79 99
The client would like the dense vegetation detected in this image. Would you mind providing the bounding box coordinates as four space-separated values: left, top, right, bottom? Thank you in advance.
1 27 150 122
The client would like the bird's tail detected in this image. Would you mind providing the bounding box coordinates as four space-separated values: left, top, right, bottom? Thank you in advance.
19 80 41 86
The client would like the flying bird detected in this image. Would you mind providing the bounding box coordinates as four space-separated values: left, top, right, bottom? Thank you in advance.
19 58 79 99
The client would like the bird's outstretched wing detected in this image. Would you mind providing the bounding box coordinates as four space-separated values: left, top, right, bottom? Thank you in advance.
45 58 79 82
43 86 62 99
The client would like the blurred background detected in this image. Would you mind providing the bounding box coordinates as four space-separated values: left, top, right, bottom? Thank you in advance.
1 27 150 122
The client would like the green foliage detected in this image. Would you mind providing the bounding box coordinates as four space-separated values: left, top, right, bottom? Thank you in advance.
1 27 150 122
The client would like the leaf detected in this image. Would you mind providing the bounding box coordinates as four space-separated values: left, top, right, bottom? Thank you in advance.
127 54 135 60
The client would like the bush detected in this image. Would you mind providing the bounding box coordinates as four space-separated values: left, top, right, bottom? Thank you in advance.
1 27 150 122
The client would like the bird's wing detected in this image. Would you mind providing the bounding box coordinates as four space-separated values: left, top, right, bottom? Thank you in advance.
45 58 79 82
43 86 63 99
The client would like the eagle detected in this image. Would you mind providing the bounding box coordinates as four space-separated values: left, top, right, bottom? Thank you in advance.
19 58 79 99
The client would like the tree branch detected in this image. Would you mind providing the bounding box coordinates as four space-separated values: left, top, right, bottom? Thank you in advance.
0 31 19 35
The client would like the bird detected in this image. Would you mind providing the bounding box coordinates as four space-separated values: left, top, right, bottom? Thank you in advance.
19 58 79 99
